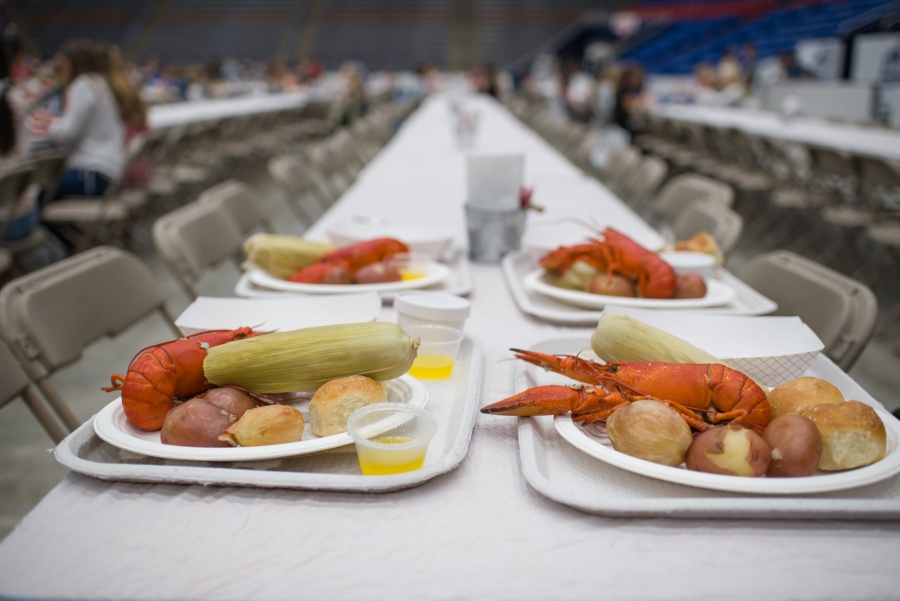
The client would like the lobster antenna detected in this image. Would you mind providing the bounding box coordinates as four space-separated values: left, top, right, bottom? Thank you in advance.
521 216 606 241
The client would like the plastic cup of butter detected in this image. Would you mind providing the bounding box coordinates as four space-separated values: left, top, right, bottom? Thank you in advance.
403 324 464 381
347 403 437 476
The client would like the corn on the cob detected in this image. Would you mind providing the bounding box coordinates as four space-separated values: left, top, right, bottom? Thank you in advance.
554 260 599 291
592 313 723 365
243 233 336 279
203 322 419 392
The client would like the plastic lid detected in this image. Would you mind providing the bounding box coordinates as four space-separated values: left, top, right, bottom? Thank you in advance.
394 292 471 322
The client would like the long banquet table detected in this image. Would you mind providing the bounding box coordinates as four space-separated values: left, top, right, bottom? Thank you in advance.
1 95 898 601
652 103 900 163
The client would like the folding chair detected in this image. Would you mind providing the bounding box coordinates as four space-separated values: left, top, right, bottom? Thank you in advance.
740 250 878 371
268 154 327 225
0 246 180 434
197 180 275 238
649 173 735 226
0 336 68 443
670 201 744 255
152 200 245 300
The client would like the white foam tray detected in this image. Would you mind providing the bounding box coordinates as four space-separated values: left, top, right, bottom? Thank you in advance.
54 338 483 493
501 251 777 324
514 338 900 520
235 246 473 303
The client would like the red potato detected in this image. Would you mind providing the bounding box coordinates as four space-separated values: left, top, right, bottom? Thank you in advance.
160 397 237 447
672 273 708 299
354 261 402 284
762 414 823 477
587 273 637 297
685 424 771 477
201 387 257 420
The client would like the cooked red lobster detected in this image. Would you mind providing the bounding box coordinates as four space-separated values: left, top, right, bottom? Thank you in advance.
287 237 409 283
103 328 259 431
540 227 676 299
480 350 770 434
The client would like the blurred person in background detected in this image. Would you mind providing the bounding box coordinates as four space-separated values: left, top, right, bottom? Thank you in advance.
592 62 622 125
99 44 151 187
30 39 125 200
0 42 37 239
0 41 66 267
612 63 648 137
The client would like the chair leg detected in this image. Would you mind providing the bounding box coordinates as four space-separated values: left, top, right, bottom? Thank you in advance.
36 380 81 431
22 386 69 443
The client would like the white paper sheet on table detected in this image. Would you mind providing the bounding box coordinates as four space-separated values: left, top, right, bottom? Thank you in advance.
175 294 382 335
466 153 523 208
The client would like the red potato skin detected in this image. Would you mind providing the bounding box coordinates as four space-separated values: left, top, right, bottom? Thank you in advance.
672 273 708 299
762 414 823 477
160 398 236 448
354 262 402 284
587 273 637 297
200 387 258 420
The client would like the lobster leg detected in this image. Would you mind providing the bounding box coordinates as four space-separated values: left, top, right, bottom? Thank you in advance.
480 384 618 417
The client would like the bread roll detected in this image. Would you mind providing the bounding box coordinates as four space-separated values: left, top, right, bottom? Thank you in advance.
804 400 886 471
767 377 844 418
309 375 388 436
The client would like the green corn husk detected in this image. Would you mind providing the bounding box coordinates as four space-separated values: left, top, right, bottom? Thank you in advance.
203 322 419 393
243 233 336 279
592 313 723 365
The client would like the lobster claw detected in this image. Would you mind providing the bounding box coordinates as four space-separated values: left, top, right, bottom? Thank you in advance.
480 384 608 417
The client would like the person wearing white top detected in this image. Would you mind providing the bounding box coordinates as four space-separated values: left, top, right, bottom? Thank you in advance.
31 40 125 199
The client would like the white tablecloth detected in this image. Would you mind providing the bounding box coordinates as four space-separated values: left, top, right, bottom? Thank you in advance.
148 91 311 130
653 104 900 162
2 95 898 601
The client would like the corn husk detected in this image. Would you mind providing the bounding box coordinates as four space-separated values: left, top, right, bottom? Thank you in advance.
592 314 767 390
592 313 723 365
203 322 419 393
218 405 305 446
243 233 336 279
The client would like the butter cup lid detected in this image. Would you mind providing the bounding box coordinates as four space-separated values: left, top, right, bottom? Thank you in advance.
395 292 471 322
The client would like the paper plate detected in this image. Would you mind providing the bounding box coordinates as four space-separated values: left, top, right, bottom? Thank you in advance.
554 412 900 495
523 269 736 310
247 261 450 295
326 218 455 261
94 376 428 462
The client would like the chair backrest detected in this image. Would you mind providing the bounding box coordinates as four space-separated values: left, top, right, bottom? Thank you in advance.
198 180 273 236
0 246 179 433
601 145 642 192
25 151 68 199
652 173 734 225
622 154 669 208
670 200 744 254
0 162 35 236
152 201 245 298
739 250 878 371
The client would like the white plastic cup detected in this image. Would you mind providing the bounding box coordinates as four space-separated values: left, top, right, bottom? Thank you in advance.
659 251 716 280
347 403 437 476
403 324 464 380
395 291 471 332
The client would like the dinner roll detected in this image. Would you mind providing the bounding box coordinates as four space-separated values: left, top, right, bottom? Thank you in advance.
803 401 886 471
309 375 388 436
767 377 844 418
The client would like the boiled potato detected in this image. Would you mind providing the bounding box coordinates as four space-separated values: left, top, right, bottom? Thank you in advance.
685 424 771 477
354 261 402 284
762 414 822 477
160 397 236 447
672 273 707 299
587 273 636 297
202 387 257 419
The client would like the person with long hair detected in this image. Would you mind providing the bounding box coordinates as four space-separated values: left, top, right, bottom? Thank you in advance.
612 63 649 138
0 42 37 240
98 43 151 186
30 39 125 199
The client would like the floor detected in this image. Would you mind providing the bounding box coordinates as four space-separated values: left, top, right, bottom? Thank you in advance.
2 166 900 542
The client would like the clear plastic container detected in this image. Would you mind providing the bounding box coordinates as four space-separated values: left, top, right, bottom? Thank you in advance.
403 324 465 381
395 291 471 332
347 403 437 476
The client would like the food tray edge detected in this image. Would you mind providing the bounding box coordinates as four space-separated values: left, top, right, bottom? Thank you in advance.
54 339 484 493
514 338 900 520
